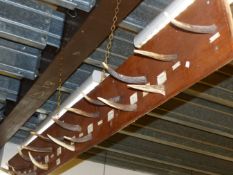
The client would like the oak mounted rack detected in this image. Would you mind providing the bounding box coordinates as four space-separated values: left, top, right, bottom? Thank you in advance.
8 0 233 174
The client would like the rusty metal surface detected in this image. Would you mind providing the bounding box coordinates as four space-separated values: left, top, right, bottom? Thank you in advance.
7 0 233 174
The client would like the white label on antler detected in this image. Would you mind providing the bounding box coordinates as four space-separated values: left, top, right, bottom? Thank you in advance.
57 147 62 156
185 61 191 68
157 71 167 85
130 93 138 104
56 158 61 165
87 123 93 134
98 120 103 126
108 110 114 121
45 155 49 163
172 61 181 70
209 32 220 43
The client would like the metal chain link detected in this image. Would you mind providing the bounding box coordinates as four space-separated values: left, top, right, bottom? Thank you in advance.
57 57 63 111
57 1 121 108
57 1 121 103
102 0 122 78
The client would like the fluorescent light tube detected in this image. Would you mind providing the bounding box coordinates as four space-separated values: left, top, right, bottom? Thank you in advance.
134 0 195 48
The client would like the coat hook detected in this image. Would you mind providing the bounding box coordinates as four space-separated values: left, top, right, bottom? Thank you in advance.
66 108 99 118
64 133 92 143
97 97 137 112
47 134 76 152
28 152 48 170
127 84 166 95
53 117 82 132
102 62 147 84
134 49 177 61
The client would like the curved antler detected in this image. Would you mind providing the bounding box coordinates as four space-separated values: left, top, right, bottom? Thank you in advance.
98 97 137 112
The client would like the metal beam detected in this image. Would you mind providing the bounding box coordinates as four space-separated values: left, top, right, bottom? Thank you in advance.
0 0 142 147
150 107 233 139
120 127 233 162
184 89 233 108
94 146 217 175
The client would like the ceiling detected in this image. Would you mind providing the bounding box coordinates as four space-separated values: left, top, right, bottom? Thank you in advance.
0 0 233 174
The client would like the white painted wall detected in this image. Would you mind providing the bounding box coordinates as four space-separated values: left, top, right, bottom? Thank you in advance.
0 143 152 175
0 142 18 175
62 160 153 175
0 142 18 169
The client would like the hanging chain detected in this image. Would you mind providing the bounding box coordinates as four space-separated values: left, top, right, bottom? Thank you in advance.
57 1 121 105
57 57 63 111
102 0 122 78
104 0 121 64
